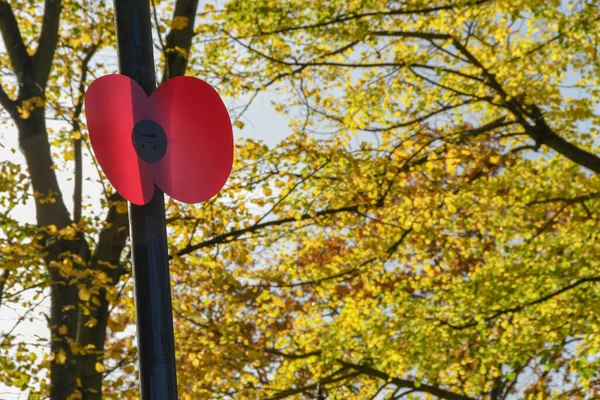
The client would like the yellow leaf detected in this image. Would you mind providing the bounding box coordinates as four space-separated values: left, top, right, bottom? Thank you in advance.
67 391 82 400
56 349 67 365
95 362 105 373
59 325 68 335
96 272 109 284
116 202 128 214
233 120 245 129
446 201 457 213
78 288 91 302
171 16 189 30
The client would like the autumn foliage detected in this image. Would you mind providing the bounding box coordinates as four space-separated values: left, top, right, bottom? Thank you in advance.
0 0 599 399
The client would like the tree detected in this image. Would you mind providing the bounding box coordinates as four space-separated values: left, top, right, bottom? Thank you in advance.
0 0 599 399
169 0 600 398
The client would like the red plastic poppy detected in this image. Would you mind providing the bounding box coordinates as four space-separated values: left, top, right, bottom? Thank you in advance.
84 74 233 205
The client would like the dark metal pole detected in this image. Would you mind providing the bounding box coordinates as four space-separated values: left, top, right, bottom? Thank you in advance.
113 1 178 399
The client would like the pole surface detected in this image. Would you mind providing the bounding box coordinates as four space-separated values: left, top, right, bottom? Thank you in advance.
113 1 179 399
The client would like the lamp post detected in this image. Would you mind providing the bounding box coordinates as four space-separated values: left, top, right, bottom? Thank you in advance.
113 1 178 399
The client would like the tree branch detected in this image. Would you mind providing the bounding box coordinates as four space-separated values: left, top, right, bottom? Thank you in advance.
234 1 491 39
337 360 476 400
459 116 511 139
528 105 600 173
225 31 360 68
367 30 600 174
448 37 600 173
441 276 600 330
0 83 19 123
264 347 321 360
161 0 199 83
0 269 10 309
33 0 62 88
0 2 29 77
267 369 360 400
73 124 82 222
72 43 99 223
176 203 374 257
526 192 600 206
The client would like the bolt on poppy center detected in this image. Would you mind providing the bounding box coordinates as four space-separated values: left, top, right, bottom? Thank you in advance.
132 119 168 163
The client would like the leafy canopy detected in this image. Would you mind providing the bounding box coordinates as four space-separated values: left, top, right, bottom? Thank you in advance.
0 0 599 399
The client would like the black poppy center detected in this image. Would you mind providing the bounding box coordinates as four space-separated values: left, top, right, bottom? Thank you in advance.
132 119 167 163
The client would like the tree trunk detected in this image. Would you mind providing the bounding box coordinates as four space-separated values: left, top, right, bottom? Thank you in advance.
76 195 129 399
19 112 89 399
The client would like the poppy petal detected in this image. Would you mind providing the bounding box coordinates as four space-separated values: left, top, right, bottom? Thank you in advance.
85 75 155 205
149 76 233 204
